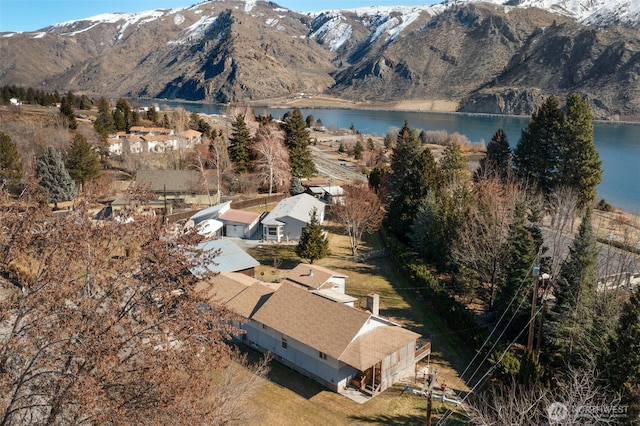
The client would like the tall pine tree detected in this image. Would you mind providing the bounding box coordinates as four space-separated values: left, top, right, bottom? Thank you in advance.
295 208 329 264
228 114 253 173
513 96 564 196
561 93 602 209
0 131 24 192
66 134 101 186
385 121 436 239
36 147 77 206
283 108 316 178
94 97 115 134
545 208 597 369
475 128 512 182
496 201 542 331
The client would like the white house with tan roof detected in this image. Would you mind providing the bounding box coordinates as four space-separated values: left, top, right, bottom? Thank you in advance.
196 272 430 397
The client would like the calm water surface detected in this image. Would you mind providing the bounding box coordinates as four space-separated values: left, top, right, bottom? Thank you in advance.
143 101 640 213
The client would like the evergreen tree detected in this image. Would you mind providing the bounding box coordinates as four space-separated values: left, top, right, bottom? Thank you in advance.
295 208 329 264
440 140 467 184
36 147 77 206
412 179 472 270
66 134 101 186
114 98 136 132
385 121 439 239
513 96 564 196
419 130 428 145
354 139 364 160
95 97 114 133
496 202 541 329
0 131 24 191
283 108 316 178
146 106 159 125
228 114 253 173
59 96 77 130
367 138 375 152
305 114 315 128
383 134 394 150
604 285 640 419
289 177 305 195
562 93 602 209
475 128 512 181
368 167 387 193
545 208 598 368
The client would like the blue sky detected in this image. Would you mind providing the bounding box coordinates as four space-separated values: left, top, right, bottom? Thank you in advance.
0 0 441 32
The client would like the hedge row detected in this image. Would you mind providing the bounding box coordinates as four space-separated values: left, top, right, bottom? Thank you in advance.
385 231 487 348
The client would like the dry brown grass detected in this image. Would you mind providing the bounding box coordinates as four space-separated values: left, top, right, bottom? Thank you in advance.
243 221 472 424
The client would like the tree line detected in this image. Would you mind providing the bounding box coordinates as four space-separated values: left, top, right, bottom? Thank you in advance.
376 93 637 422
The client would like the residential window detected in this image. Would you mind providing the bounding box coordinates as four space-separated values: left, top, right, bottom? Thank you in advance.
268 227 278 236
318 351 327 360
281 333 287 349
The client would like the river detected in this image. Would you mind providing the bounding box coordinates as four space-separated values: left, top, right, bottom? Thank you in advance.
142 101 640 214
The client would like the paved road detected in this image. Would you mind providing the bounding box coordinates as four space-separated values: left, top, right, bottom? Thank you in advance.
311 146 368 184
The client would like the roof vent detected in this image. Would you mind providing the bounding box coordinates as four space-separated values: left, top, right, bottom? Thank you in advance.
308 269 313 277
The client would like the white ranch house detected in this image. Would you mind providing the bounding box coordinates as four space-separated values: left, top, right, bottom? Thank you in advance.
261 193 326 242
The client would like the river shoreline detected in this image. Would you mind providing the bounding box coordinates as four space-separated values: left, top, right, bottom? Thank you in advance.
145 94 640 125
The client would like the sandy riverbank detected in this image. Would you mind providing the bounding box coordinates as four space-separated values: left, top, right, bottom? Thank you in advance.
250 94 459 113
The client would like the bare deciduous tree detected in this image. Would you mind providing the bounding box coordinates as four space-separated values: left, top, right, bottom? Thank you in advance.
467 362 621 425
252 124 291 195
451 178 525 308
0 182 262 425
207 130 233 204
331 184 385 256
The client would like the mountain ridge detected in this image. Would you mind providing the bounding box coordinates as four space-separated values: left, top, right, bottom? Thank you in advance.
1 0 639 119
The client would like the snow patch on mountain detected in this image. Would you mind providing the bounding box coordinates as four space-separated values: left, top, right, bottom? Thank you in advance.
168 15 218 45
174 14 186 26
309 14 353 51
245 0 257 13
444 0 639 26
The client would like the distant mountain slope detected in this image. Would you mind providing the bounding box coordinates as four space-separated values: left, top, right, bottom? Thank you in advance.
1 0 639 118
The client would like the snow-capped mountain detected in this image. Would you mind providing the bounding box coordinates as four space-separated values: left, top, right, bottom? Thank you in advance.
1 0 639 118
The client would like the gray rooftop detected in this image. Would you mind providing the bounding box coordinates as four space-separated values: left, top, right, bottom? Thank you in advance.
191 238 259 276
261 193 326 226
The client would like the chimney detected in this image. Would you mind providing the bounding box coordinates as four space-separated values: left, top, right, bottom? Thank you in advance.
366 293 380 316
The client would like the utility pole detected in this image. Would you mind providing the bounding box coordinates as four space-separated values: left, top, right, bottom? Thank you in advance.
527 265 540 352
426 392 432 426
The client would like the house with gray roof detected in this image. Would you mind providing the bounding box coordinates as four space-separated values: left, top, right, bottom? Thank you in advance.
261 193 326 242
191 238 260 277
196 273 430 397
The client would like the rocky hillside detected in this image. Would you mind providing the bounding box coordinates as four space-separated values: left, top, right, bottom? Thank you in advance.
1 0 639 118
